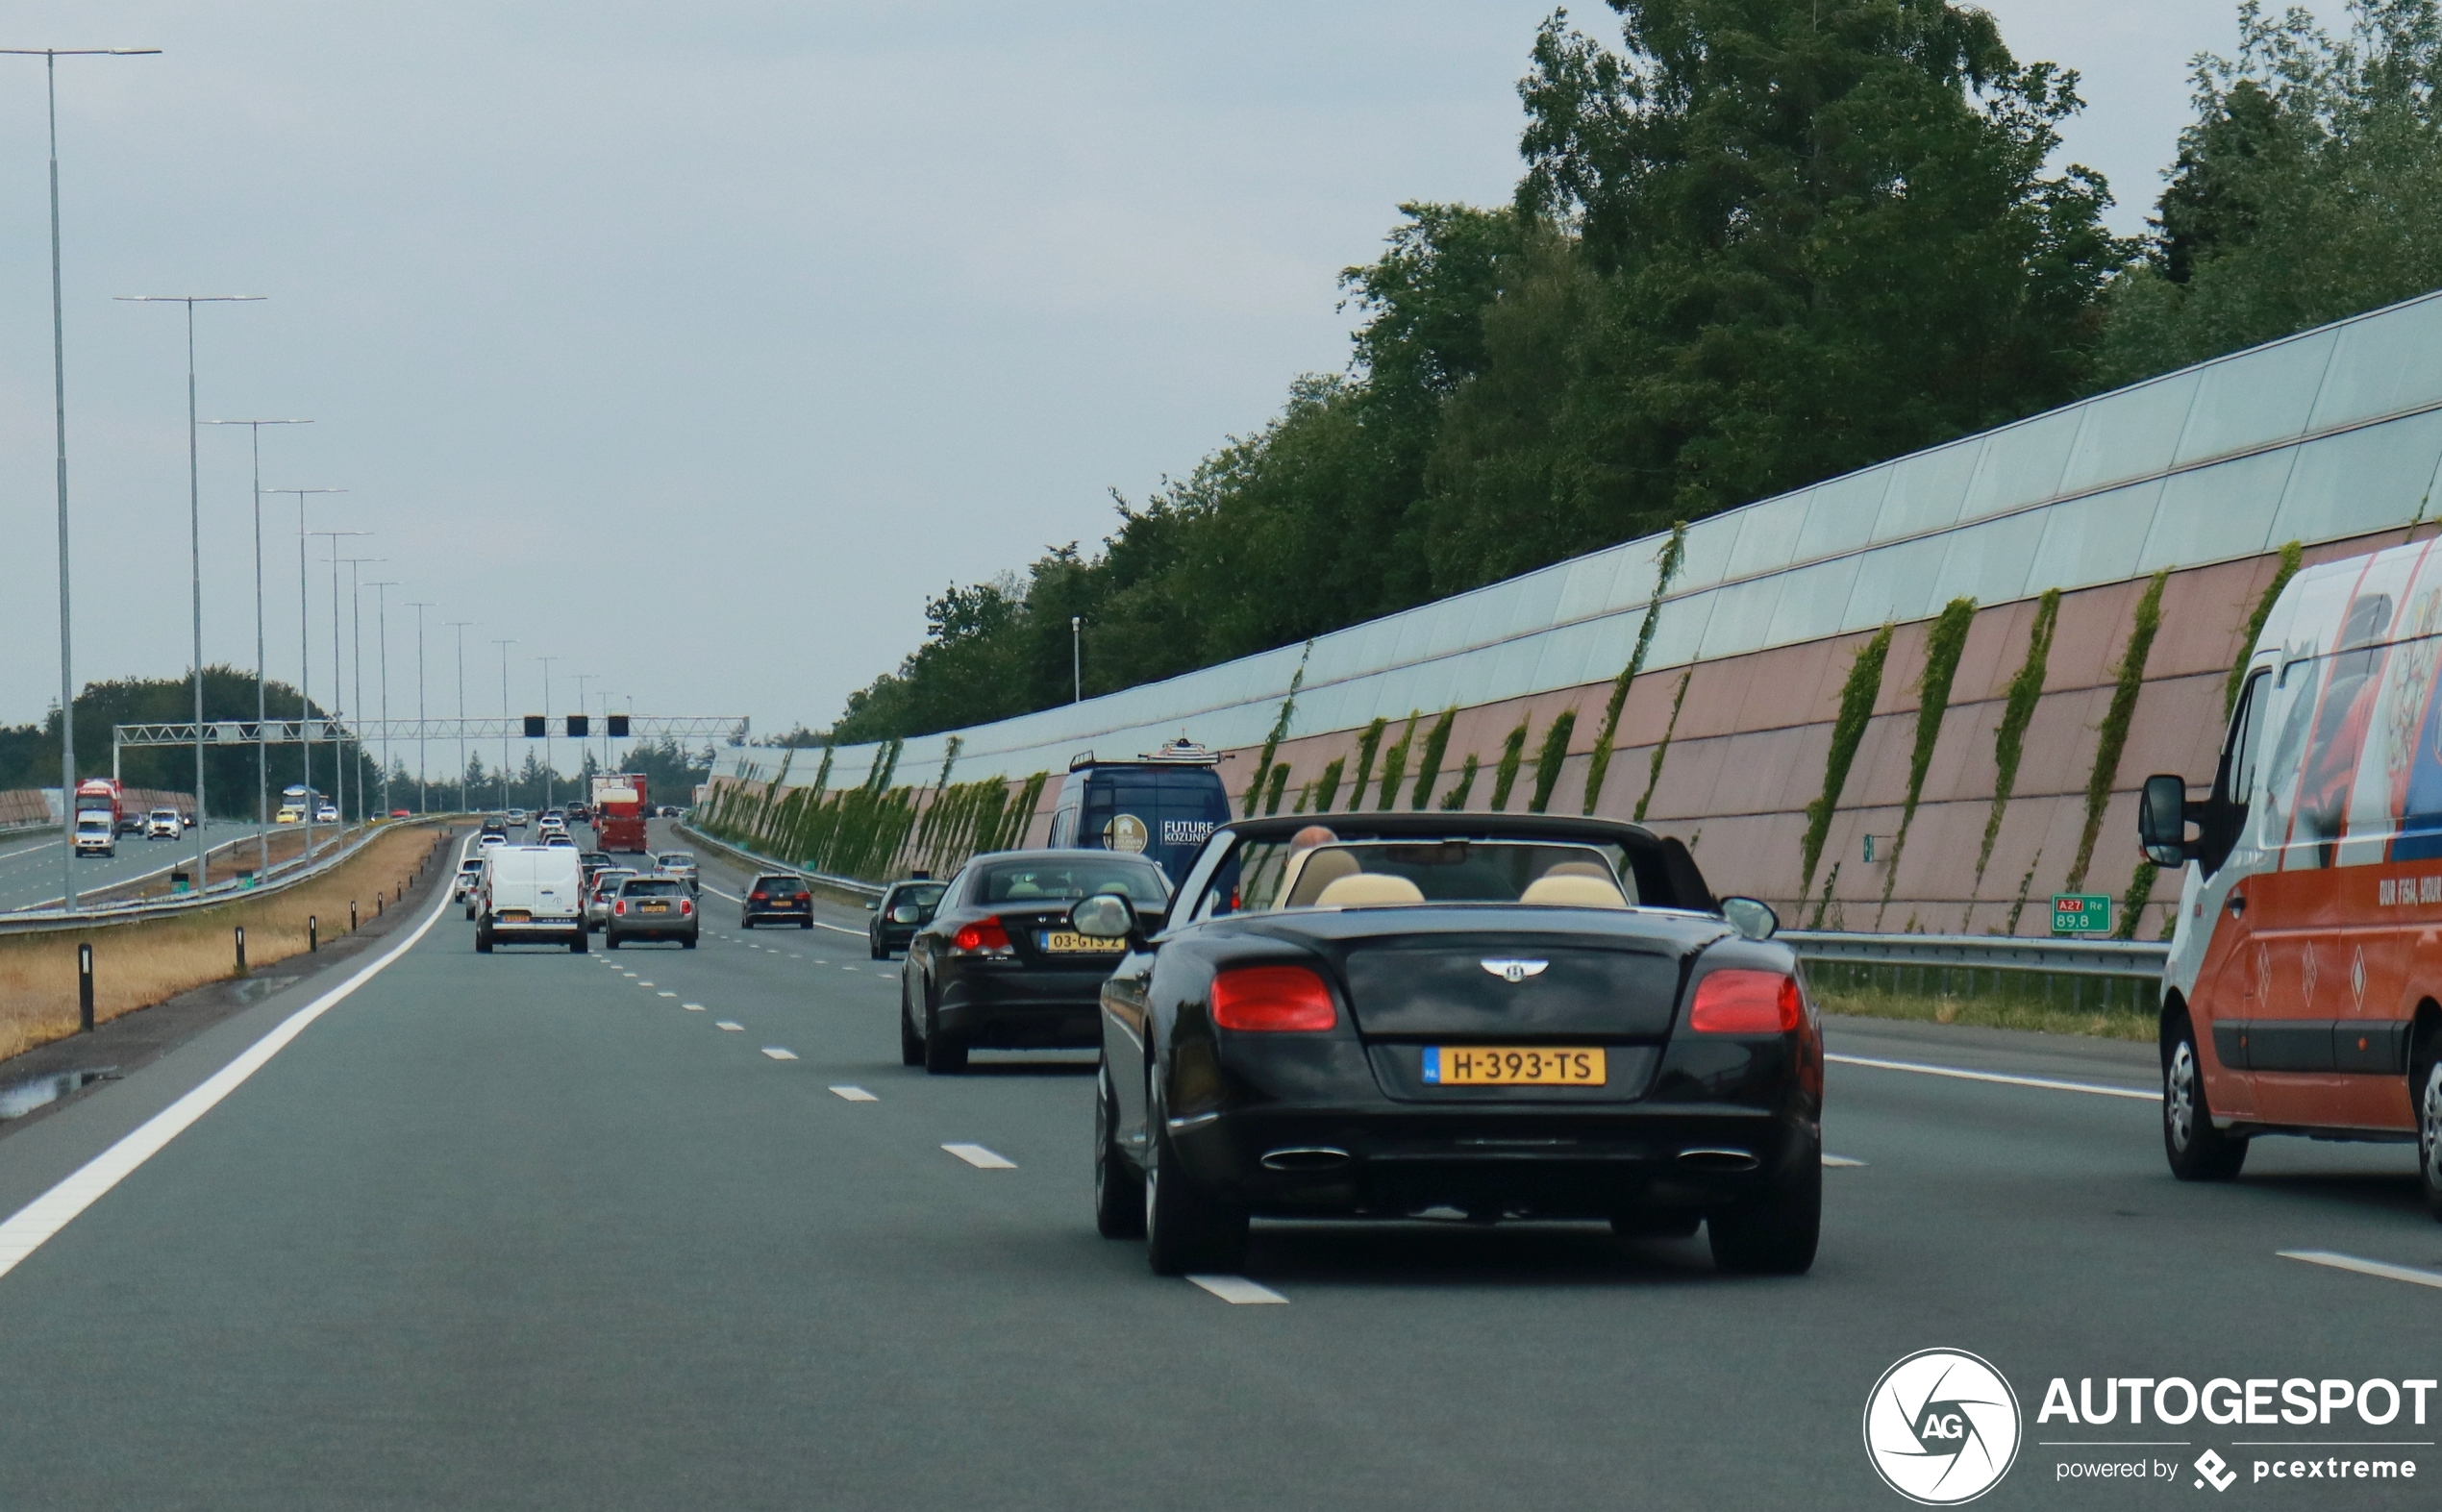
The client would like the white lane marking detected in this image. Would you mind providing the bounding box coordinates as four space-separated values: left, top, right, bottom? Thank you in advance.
1827 1053 2156 1103
1187 1275 1288 1304
0 830 462 1285
657 991 677 998
760 1047 798 1061
1823 1153 1868 1167
2279 1250 2442 1291
811 921 862 937
715 1021 744 1031
636 980 655 987
621 972 637 978
943 1143 1016 1169
683 1003 706 1012
840 966 858 973
829 1084 877 1102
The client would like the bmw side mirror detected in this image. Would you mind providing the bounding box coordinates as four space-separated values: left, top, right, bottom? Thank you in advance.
891 904 922 924
1721 896 1779 941
2138 774 2191 867
1070 892 1136 940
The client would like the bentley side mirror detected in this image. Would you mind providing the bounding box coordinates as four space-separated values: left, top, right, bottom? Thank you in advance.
2138 774 2191 867
1069 892 1137 940
1721 896 1779 941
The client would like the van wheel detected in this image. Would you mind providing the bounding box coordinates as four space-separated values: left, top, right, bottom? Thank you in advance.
2417 1052 2442 1221
475 927 492 954
2164 1016 2248 1181
569 932 586 954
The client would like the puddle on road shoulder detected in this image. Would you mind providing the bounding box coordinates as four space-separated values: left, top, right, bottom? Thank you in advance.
0 1067 121 1120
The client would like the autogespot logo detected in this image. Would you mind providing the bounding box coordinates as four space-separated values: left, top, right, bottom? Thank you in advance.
1864 1349 2023 1505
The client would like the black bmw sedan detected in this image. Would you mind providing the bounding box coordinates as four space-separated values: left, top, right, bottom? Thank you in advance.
1072 813 1821 1277
899 850 1171 1074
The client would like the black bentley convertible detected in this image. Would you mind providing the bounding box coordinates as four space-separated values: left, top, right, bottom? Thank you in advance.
1069 813 1821 1276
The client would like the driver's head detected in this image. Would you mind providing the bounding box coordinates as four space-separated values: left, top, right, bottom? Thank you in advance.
1289 825 1338 855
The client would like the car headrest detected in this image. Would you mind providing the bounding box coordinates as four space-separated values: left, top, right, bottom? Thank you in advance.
1518 874 1629 909
1313 873 1427 907
1283 847 1361 906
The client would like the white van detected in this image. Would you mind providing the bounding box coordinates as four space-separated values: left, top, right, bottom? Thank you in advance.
475 845 587 954
147 807 182 839
2138 537 2442 1213
74 810 115 857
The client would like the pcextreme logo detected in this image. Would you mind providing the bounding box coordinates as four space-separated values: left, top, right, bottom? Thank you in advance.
1864 1349 2024 1505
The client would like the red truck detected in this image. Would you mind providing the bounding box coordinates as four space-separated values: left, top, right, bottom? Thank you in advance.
72 778 124 857
591 773 650 854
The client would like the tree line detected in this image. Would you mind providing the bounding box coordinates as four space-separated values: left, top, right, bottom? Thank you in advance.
834 0 2442 744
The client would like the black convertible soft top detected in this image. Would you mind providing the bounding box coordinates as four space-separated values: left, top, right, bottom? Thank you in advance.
1204 812 1715 913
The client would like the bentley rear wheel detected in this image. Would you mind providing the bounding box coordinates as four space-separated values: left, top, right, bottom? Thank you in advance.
1143 1085 1244 1275
1095 1062 1145 1239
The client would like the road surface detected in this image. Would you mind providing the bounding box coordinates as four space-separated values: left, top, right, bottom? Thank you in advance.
0 820 258 913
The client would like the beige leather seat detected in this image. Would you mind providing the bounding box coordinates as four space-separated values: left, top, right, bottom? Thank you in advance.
1283 847 1361 906
1518 873 1629 909
1313 873 1426 907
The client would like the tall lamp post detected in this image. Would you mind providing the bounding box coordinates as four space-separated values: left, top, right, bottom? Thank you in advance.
308 529 367 833
446 621 475 810
274 491 346 855
1 44 159 909
534 656 557 810
492 639 516 811
406 602 433 811
115 291 265 891
339 556 385 822
201 417 311 876
1072 615 1083 704
370 581 398 816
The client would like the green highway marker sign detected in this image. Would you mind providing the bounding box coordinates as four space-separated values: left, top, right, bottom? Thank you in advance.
2051 893 2111 934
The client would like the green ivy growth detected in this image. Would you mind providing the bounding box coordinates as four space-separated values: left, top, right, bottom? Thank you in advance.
1974 588 2062 894
1439 754 1480 810
1410 706 1457 808
1528 708 1578 813
1244 640 1311 815
2116 860 2157 939
1375 710 1421 812
1807 859 1842 931
1877 597 1978 922
1633 668 1693 823
2066 569 2168 893
2227 541 2303 715
1343 718 1388 811
1799 626 1893 900
1313 757 1346 812
2002 849 2044 935
1488 719 1530 810
1263 762 1291 815
1582 520 1688 814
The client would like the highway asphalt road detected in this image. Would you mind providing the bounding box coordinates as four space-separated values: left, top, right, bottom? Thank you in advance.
0 819 2435 1509
0 820 256 913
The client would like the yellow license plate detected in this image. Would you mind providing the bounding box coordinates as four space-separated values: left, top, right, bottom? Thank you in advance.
1423 1046 1607 1086
641 902 669 913
1041 931 1126 954
500 910 530 923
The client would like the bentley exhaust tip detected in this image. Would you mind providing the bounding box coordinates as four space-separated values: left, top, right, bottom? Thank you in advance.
1676 1147 1759 1173
1259 1146 1352 1172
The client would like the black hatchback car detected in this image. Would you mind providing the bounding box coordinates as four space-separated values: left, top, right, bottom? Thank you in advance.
740 873 812 929
868 878 947 958
1070 812 1819 1277
899 850 1171 1075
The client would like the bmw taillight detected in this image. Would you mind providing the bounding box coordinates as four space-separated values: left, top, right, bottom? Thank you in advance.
1210 965 1337 1032
1687 970 1803 1034
950 916 1012 957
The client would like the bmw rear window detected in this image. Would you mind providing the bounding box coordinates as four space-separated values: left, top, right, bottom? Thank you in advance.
977 858 1168 905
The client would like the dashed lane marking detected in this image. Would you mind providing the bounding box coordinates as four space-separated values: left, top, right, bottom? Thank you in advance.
1826 1053 2155 1103
829 1085 877 1102
683 1003 706 1012
636 980 655 987
760 1048 798 1061
942 1143 1016 1169
657 991 677 998
1187 1275 1287 1304
2279 1250 2442 1291
1823 1154 1868 1167
716 1021 744 1031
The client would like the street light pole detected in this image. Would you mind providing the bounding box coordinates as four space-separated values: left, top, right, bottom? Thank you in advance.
534 656 557 810
116 292 264 891
309 530 366 833
1073 615 1083 704
370 581 398 816
407 602 433 812
201 418 310 876
2 45 159 909
493 639 515 811
447 622 474 811
276 493 345 856
340 556 384 822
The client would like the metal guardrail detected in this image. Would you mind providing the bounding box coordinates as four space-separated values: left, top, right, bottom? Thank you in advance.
671 820 886 902
0 820 453 936
1781 930 2167 979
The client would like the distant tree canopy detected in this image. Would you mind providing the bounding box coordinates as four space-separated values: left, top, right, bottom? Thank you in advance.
831 0 2442 745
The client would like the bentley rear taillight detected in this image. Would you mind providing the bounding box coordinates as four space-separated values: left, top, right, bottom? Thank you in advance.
1687 970 1803 1034
1211 965 1337 1032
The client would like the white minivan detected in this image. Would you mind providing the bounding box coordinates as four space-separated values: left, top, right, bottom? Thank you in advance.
475 845 587 954
73 810 115 857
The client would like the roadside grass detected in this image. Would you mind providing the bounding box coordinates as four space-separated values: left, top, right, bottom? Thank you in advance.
1810 980 2155 1043
1806 961 2158 1044
0 823 456 1064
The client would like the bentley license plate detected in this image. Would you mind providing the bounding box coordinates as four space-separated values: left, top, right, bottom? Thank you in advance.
1423 1046 1606 1086
1040 931 1125 954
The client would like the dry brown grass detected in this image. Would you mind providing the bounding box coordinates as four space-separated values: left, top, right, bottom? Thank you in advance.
0 823 458 1064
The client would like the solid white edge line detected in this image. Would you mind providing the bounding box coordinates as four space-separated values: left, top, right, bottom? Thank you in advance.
1827 1052 2157 1102
2278 1249 2442 1291
942 1143 1016 1169
0 829 465 1282
760 1047 798 1061
1187 1274 1288 1304
829 1084 877 1102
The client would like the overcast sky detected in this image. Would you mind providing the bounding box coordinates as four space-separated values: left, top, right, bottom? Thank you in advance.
0 1 2329 756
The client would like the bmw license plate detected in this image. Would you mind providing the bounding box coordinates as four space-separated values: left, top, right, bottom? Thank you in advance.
1423 1046 1606 1086
1040 930 1125 954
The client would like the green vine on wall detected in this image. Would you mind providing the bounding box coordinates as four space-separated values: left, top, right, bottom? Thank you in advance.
1263 762 1291 815
1528 708 1578 813
2116 859 2157 939
1292 778 1315 814
1343 718 1388 811
1807 859 1842 930
2227 541 2302 715
1375 711 1421 812
2066 569 2168 893
1799 626 1893 900
1973 588 2061 898
1410 706 1457 809
1633 669 1693 823
1243 640 1311 816
1582 521 1688 815
1314 757 1346 812
2003 849 2044 934
1439 754 1480 810
1488 720 1529 810
1876 597 1977 924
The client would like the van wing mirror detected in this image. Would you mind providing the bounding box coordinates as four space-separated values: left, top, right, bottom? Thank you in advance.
2137 774 2194 866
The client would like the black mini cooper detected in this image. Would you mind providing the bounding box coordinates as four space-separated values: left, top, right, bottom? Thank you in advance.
1071 813 1820 1276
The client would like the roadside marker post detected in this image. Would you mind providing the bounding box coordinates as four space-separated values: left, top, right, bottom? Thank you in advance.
235 926 247 975
77 943 93 1033
308 915 318 953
